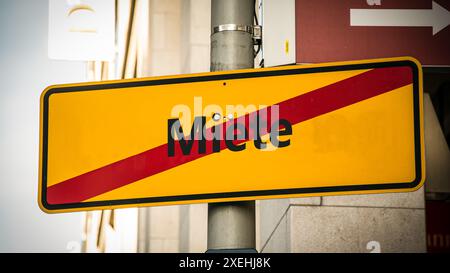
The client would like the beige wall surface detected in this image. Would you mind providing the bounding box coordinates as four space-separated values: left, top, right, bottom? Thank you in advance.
260 191 426 253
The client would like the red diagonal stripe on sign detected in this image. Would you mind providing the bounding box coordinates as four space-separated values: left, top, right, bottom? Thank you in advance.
46 66 413 204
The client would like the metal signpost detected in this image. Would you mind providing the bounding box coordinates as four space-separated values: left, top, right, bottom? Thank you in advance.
208 0 257 252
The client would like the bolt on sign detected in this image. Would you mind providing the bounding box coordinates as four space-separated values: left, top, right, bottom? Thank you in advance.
39 57 425 213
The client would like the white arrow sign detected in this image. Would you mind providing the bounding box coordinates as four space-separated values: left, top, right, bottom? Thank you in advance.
350 1 450 35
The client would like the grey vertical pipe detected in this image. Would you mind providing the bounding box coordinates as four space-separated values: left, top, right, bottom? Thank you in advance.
210 0 254 71
208 0 256 251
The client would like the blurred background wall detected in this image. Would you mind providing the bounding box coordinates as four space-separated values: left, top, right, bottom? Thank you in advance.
0 0 85 252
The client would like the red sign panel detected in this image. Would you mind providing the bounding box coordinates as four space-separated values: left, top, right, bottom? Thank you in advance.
296 0 450 66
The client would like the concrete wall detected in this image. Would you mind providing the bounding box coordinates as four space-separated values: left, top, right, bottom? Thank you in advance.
260 190 426 253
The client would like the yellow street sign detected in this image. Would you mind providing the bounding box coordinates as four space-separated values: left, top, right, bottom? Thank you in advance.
39 57 425 213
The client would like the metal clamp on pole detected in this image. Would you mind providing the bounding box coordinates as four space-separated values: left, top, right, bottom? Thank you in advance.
213 24 262 44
